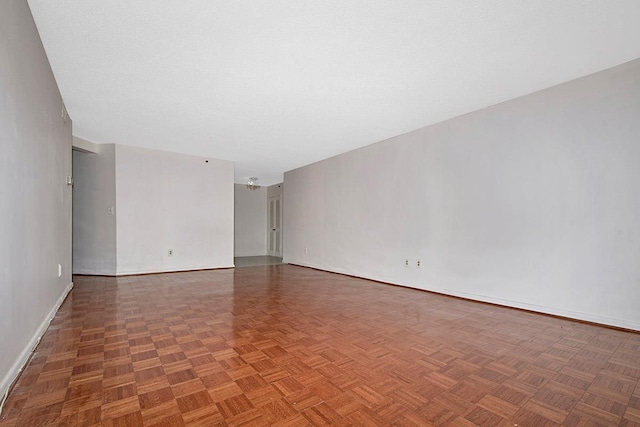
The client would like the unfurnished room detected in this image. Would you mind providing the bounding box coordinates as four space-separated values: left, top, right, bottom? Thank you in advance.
2 1 640 426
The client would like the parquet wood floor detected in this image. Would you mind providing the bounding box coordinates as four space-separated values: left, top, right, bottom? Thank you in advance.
1 265 639 426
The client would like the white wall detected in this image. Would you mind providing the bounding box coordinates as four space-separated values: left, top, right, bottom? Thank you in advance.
284 59 640 331
72 135 99 153
72 144 116 275
0 0 73 403
267 183 284 199
115 145 234 274
234 184 267 257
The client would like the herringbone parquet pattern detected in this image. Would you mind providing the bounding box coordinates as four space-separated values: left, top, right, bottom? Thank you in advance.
1 265 639 426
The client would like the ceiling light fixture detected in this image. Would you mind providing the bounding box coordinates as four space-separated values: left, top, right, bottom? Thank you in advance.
246 177 261 190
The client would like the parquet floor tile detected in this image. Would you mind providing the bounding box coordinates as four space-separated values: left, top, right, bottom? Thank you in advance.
1 265 640 426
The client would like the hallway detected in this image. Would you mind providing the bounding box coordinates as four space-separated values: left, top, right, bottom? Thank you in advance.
234 256 283 268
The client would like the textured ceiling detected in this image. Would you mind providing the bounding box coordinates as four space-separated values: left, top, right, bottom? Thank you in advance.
28 0 640 185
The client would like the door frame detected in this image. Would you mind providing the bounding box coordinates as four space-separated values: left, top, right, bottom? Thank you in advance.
267 195 282 257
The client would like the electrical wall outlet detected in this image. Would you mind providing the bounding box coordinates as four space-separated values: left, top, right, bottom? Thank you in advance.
416 259 422 268
168 249 173 256
404 259 410 267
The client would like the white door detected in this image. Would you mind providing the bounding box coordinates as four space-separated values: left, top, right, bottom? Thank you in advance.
268 196 282 257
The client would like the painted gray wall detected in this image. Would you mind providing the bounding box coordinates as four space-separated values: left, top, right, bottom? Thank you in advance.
234 184 268 257
72 136 99 153
284 59 640 331
115 145 234 274
0 0 73 399
72 144 116 275
267 183 283 198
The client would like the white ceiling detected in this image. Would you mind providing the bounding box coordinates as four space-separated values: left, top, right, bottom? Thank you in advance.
28 1 640 185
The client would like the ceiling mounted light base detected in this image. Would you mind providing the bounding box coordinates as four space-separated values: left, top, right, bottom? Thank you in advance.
246 177 261 190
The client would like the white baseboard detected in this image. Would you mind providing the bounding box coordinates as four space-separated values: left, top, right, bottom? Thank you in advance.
0 281 74 415
433 287 640 332
289 263 640 332
73 268 116 276
115 265 234 276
